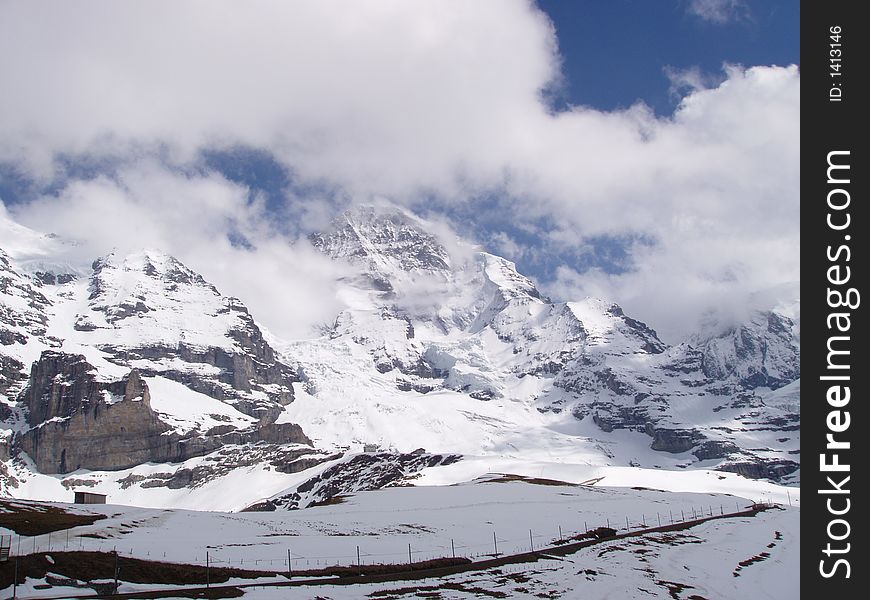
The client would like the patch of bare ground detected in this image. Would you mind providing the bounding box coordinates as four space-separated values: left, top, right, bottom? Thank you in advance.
484 474 575 487
369 582 509 599
1 552 476 593
733 529 780 577
553 526 617 546
0 551 278 592
308 495 349 508
655 579 697 599
0 500 105 535
499 571 531 584
733 551 771 577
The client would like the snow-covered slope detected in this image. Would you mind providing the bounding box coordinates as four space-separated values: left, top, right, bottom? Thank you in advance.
0 480 799 600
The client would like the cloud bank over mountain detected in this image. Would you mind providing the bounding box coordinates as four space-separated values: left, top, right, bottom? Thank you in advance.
0 0 798 341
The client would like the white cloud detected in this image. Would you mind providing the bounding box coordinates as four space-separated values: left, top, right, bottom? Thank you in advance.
527 64 800 340
546 231 799 344
664 65 725 100
0 1 798 341
5 164 350 339
0 0 557 195
686 0 749 24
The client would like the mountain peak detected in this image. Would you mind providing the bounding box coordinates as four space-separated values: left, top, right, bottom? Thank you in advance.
310 205 452 277
92 250 216 293
689 308 800 389
567 297 666 354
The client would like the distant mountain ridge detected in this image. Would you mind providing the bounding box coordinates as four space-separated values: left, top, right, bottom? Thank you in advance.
297 206 799 478
0 205 800 508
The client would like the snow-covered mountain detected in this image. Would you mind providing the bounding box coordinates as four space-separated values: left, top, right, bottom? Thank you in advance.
0 222 316 489
0 205 799 509
286 206 800 480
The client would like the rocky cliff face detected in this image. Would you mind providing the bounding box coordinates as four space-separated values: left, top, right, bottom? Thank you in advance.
17 350 310 474
19 351 170 472
21 351 140 426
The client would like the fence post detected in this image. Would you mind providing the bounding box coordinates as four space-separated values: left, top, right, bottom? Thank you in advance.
206 551 210 588
625 516 629 530
657 512 661 526
451 539 455 559
559 526 562 542
493 531 499 556
529 529 534 552
288 548 292 578
357 545 361 575
114 550 119 594
408 543 412 568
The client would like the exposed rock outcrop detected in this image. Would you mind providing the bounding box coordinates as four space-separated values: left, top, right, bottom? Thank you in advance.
102 336 296 423
648 427 705 454
110 444 331 491
16 351 311 474
18 351 170 472
0 354 26 397
717 459 800 480
244 450 462 511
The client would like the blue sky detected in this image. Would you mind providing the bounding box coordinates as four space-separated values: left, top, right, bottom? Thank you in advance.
538 0 798 114
0 0 800 340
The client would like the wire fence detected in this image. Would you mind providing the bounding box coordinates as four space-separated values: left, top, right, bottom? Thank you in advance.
3 499 779 572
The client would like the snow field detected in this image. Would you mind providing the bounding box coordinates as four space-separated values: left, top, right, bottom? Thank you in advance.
3 480 789 570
